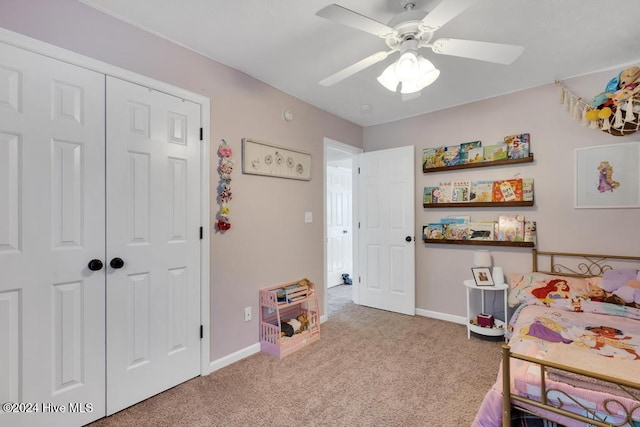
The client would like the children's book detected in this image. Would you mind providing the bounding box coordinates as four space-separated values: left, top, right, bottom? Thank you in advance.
422 148 437 171
459 141 481 164
425 223 444 240
433 146 446 168
423 186 438 204
492 179 523 202
497 215 525 242
524 221 537 244
504 133 530 159
493 142 508 161
483 145 496 162
467 222 494 240
443 145 461 166
466 146 484 164
470 180 494 202
450 180 471 202
445 215 470 224
436 181 453 203
446 223 468 240
522 178 534 202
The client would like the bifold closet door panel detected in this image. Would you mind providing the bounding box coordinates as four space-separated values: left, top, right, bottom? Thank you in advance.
0 42 106 427
105 76 202 415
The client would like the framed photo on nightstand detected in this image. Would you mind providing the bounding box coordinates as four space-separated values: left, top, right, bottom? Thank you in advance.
471 267 494 286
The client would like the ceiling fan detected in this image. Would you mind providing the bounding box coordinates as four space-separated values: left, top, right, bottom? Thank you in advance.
316 0 524 95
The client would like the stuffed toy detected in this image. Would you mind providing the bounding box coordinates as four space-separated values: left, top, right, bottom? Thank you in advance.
601 269 640 306
280 313 309 337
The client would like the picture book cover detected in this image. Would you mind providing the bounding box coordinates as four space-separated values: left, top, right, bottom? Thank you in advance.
504 133 530 159
524 221 537 244
422 147 437 171
433 146 446 168
423 186 438 204
467 222 494 240
466 146 484 163
470 180 494 202
497 215 525 242
493 142 508 161
450 180 471 202
443 145 461 166
492 179 523 202
445 223 468 240
444 215 470 224
425 223 444 240
436 181 453 203
483 145 496 162
522 178 534 202
459 141 481 164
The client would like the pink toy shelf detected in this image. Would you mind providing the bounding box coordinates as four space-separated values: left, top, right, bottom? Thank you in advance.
259 279 320 359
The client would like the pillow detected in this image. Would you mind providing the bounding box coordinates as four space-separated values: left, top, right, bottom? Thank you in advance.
508 272 601 307
602 269 639 292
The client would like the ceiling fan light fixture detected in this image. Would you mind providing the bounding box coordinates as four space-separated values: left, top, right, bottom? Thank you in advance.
394 50 420 81
377 63 400 92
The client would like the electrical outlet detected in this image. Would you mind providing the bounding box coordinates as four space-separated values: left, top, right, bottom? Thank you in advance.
244 306 252 322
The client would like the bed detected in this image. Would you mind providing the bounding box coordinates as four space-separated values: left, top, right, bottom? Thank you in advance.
472 250 640 427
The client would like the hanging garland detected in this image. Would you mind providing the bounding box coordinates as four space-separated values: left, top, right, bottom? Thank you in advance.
216 139 233 231
556 73 640 137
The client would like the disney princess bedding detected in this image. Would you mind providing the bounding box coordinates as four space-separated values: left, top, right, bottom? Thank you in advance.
473 270 640 427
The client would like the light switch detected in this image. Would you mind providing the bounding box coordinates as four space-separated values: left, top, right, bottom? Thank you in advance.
304 211 313 223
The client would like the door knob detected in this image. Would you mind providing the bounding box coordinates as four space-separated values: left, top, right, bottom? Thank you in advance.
110 257 125 269
343 230 348 234
88 259 104 271
405 236 412 242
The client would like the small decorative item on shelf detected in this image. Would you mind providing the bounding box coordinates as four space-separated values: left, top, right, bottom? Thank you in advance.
216 139 233 232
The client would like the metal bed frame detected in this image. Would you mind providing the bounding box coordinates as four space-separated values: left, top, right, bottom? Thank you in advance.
501 249 640 427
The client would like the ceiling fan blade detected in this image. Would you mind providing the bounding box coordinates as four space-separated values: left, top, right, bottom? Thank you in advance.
431 38 524 65
316 4 396 38
419 0 479 32
319 50 393 87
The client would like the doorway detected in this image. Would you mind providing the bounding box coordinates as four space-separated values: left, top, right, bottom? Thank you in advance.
323 138 361 318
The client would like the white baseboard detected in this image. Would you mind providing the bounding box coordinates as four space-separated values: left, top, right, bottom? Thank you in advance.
415 308 466 325
208 343 261 373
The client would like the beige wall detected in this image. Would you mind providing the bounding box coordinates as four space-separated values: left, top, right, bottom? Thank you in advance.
364 70 640 320
0 0 363 361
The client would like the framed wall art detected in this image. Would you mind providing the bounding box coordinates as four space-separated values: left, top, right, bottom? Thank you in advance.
242 138 311 181
575 141 640 208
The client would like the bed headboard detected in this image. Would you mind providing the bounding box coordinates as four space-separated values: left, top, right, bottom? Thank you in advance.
532 249 640 278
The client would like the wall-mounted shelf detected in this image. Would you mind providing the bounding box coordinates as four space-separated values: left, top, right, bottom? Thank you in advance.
423 239 535 248
424 200 534 209
423 153 534 173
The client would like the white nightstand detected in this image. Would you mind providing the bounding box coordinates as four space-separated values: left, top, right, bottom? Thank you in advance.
463 279 509 341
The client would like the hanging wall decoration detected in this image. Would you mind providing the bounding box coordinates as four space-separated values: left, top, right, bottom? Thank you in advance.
216 139 233 231
556 65 640 137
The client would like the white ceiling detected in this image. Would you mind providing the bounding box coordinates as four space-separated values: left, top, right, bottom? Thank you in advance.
80 0 640 127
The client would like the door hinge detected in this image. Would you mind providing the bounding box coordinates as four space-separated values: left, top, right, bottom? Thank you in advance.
200 226 203 239
359 276 361 283
358 222 360 229
200 325 203 339
358 167 360 174
199 127 203 141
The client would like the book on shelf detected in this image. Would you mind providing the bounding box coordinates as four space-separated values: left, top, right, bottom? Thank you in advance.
497 215 525 242
467 221 495 240
433 146 446 168
459 140 481 164
504 133 530 159
423 186 438 204
422 147 437 171
466 146 484 164
492 179 523 202
436 181 453 203
445 223 468 240
524 221 537 244
450 180 471 202
522 178 534 202
483 145 496 162
444 215 470 224
470 180 494 202
493 142 508 161
425 223 445 240
443 145 461 166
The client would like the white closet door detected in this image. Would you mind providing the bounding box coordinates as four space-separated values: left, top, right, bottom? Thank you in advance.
105 76 201 415
0 43 106 426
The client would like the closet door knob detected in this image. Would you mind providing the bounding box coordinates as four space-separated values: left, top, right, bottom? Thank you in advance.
88 259 104 271
405 236 412 242
110 257 125 269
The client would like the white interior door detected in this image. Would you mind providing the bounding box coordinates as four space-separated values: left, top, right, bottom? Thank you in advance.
105 76 201 415
358 146 415 315
327 165 353 287
0 43 106 426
